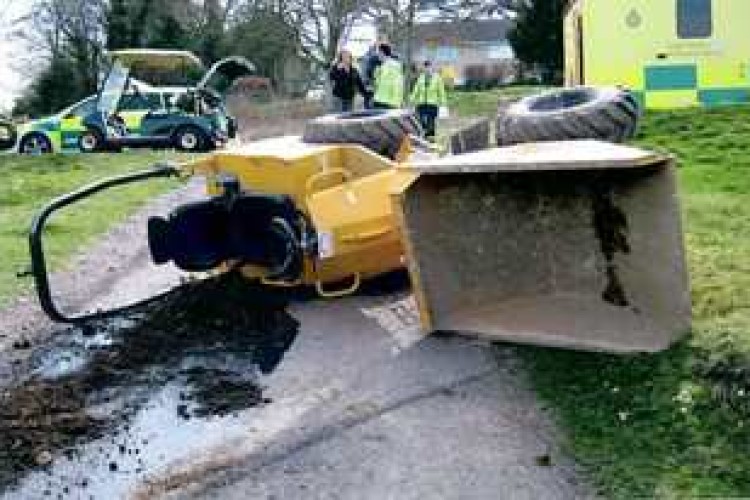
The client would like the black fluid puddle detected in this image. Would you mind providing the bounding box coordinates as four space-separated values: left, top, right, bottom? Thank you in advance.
0 272 299 499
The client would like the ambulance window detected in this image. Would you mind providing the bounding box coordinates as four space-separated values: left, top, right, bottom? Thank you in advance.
677 0 712 39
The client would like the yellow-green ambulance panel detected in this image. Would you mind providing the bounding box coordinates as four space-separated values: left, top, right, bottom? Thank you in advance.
576 0 750 108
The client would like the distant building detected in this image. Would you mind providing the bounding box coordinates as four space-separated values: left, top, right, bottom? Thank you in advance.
412 19 516 87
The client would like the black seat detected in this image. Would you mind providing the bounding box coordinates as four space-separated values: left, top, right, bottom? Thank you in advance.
148 199 229 271
228 194 302 279
148 193 302 278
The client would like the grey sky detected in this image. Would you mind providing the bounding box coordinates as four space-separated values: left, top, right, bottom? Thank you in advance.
0 0 33 111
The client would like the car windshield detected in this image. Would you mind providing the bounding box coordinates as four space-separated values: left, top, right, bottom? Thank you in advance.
99 60 130 114
65 97 96 118
118 91 163 111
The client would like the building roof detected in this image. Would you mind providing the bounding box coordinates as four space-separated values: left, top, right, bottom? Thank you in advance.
413 19 512 45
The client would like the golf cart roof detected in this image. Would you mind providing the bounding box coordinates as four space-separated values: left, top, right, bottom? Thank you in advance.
97 50 255 116
197 56 256 91
128 78 191 95
108 49 204 72
108 50 254 91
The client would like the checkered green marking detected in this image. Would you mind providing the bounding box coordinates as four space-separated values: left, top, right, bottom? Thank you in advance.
629 91 645 110
60 131 81 150
698 88 750 106
644 65 697 91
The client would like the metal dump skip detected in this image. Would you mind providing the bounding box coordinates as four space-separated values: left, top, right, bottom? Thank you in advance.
395 140 691 353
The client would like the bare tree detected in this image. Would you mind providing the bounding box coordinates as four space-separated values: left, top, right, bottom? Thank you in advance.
365 0 520 91
279 0 368 68
429 0 520 20
24 0 106 89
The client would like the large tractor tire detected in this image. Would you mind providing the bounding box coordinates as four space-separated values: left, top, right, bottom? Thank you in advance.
302 109 423 159
496 87 641 146
0 118 16 151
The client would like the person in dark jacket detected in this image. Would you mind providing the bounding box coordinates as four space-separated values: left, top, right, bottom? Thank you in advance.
329 49 365 113
360 36 388 109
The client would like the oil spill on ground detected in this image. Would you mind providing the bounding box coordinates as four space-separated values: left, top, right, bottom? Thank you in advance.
0 272 298 499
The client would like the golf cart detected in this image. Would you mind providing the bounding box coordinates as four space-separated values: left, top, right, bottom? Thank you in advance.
80 49 254 153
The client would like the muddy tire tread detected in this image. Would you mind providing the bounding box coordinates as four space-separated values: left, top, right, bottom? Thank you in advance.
302 110 422 159
496 87 641 146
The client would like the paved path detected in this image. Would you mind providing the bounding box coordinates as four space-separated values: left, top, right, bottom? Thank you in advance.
138 295 589 500
1 143 591 499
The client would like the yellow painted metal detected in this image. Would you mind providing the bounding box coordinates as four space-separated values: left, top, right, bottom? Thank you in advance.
200 140 391 207
109 49 203 72
564 0 750 108
389 185 433 332
60 116 84 134
188 137 417 291
119 110 148 133
645 89 697 109
305 168 417 286
315 274 361 298
178 136 689 353
48 130 63 152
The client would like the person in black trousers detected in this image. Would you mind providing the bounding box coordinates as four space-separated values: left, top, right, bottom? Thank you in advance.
410 60 448 140
329 49 366 113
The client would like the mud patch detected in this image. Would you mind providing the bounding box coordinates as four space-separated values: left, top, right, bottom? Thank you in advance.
181 367 268 418
591 183 630 307
0 272 298 496
0 382 105 483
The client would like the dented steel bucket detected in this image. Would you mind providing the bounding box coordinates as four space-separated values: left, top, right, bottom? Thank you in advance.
395 140 691 353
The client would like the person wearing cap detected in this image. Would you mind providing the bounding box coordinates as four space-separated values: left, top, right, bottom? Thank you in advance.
372 43 404 110
329 49 366 112
410 60 448 140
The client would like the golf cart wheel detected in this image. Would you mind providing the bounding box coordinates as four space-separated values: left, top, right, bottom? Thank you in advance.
172 126 207 152
496 86 641 146
19 133 52 155
79 128 104 153
302 109 423 159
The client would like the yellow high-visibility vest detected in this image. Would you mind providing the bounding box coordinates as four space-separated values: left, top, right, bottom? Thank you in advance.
410 73 447 106
374 59 404 108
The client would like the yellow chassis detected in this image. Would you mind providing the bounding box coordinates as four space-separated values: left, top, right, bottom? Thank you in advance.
177 136 691 353
30 133 690 353
186 136 418 297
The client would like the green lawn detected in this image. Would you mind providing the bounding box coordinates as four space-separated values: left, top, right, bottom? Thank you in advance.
448 85 549 118
0 152 190 307
451 89 750 498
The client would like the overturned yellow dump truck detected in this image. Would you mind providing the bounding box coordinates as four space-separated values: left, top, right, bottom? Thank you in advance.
29 113 691 353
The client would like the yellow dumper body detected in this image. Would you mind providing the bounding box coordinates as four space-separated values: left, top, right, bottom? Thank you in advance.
190 137 416 292
185 136 691 353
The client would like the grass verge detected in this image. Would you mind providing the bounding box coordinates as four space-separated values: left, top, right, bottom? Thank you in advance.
0 151 191 307
451 91 750 497
448 85 549 118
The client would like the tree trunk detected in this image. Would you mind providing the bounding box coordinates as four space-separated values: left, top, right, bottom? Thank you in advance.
403 0 416 98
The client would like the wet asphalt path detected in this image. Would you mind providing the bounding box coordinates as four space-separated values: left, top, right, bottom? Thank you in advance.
0 154 589 498
2 288 589 500
141 295 589 500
